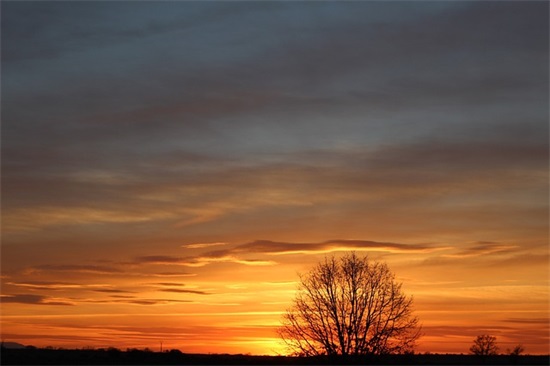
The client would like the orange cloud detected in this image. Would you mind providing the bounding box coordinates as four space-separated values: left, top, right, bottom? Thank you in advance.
0 294 74 306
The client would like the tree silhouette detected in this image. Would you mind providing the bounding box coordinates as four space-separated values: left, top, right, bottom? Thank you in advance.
470 334 499 356
508 344 524 356
278 252 420 356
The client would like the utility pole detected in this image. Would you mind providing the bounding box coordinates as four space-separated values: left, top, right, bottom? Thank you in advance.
160 341 163 353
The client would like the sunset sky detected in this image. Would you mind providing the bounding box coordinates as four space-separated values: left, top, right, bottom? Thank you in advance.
1 0 548 356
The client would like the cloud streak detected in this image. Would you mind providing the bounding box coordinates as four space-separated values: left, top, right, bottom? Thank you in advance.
31 265 123 274
182 242 228 249
135 255 276 268
159 288 210 295
134 239 442 268
78 298 194 306
225 239 441 256
0 294 74 306
4 281 115 291
91 289 134 294
445 242 519 258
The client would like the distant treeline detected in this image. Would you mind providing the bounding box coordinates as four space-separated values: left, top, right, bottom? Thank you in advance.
1 347 548 365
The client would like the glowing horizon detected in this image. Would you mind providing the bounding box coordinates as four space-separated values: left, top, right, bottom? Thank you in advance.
2 241 548 355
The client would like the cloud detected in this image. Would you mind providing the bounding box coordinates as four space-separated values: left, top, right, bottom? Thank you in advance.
159 288 210 295
3 206 177 233
416 250 549 271
189 239 441 262
486 253 550 268
503 318 549 325
149 272 197 278
5 281 108 290
80 298 193 306
0 332 110 344
107 299 192 305
4 130 546 236
15 264 198 280
3 1 546 234
145 282 212 295
445 242 519 258
31 264 123 274
109 295 135 299
229 239 440 256
0 294 74 306
1 1 257 64
91 289 134 294
134 254 276 267
119 299 191 306
134 239 442 269
135 256 182 264
182 242 228 249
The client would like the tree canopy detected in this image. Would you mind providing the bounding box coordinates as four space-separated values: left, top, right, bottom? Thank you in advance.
470 335 499 356
279 252 420 356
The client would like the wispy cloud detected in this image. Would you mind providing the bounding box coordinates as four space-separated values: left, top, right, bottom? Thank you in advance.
109 295 135 299
134 239 440 268
134 254 276 267
445 242 519 258
5 281 109 291
1 294 74 306
159 288 210 295
135 256 182 264
227 239 440 256
503 318 550 324
149 272 197 278
182 242 228 249
486 253 550 268
91 289 134 294
116 299 192 306
31 264 123 274
150 282 186 287
78 297 193 306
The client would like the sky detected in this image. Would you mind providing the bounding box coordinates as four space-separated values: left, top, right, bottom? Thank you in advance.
1 0 548 356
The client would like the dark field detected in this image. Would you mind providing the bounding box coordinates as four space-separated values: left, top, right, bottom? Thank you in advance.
1 348 548 365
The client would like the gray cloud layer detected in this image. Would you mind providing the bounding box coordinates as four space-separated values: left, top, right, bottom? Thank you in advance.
2 0 548 312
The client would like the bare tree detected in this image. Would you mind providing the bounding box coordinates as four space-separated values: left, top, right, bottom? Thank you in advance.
508 344 524 356
470 334 499 356
278 252 420 356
